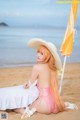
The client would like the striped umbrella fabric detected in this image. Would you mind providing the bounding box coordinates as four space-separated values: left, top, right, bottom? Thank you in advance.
60 0 78 56
59 0 78 94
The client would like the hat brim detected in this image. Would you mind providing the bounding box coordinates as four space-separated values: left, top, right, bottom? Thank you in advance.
27 38 62 70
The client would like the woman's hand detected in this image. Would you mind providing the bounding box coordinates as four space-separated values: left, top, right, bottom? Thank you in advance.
23 82 29 89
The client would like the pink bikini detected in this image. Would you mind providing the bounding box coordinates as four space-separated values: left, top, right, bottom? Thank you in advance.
37 86 59 113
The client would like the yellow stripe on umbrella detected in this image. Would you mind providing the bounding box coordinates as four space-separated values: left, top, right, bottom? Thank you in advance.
60 32 74 56
59 0 78 94
60 0 78 56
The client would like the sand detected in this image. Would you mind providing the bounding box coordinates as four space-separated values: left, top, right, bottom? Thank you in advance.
0 63 80 120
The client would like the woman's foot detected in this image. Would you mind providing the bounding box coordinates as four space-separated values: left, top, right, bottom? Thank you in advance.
21 107 30 119
65 102 78 110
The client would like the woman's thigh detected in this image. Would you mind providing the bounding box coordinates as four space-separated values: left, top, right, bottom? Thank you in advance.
30 98 50 114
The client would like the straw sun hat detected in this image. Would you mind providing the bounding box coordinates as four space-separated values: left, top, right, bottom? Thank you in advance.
27 38 62 70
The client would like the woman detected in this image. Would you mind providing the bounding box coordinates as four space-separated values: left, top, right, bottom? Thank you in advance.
0 38 77 116
21 38 65 118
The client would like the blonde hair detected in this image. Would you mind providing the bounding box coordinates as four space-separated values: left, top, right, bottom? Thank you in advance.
37 45 65 112
37 45 57 71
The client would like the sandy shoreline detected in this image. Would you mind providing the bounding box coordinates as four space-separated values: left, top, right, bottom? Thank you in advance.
0 63 80 120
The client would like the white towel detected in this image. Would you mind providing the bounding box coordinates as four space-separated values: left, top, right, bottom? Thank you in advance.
0 84 39 110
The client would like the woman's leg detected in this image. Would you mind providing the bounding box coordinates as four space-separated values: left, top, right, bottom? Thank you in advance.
29 98 50 114
21 98 50 119
21 99 50 119
13 108 25 114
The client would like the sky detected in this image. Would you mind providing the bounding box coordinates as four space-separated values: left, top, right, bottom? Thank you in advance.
0 0 80 27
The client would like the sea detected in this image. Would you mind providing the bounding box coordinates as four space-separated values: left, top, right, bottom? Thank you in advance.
0 26 80 68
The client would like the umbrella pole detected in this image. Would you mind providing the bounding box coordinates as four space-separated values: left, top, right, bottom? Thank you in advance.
59 56 67 95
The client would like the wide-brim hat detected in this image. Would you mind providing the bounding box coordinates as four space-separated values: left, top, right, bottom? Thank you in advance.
27 38 62 70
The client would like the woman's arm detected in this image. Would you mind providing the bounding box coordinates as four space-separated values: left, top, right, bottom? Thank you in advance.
23 64 39 89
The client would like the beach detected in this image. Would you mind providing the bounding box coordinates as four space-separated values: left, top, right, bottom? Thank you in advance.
0 63 80 120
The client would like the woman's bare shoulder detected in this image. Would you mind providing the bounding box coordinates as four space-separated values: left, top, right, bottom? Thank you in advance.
33 64 41 70
33 63 45 71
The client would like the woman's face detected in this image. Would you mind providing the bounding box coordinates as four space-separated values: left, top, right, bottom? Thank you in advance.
36 51 44 62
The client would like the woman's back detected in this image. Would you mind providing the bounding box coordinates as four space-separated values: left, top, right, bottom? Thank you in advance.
28 63 59 114
36 63 56 88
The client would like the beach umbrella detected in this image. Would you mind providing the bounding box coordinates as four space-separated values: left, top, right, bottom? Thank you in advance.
59 0 78 94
